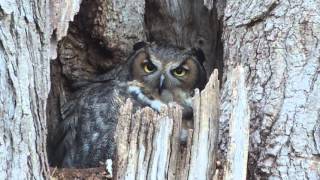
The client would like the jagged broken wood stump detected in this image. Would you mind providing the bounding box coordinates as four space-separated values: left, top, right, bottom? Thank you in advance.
114 70 220 180
222 66 250 180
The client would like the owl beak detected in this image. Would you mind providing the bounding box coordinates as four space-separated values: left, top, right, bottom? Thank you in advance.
159 74 165 94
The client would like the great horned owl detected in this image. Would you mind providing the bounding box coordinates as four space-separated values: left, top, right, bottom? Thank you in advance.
49 42 207 168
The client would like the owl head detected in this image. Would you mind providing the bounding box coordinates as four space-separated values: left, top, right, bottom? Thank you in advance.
127 42 207 106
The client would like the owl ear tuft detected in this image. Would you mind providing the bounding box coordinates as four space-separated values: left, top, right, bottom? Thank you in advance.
191 48 205 64
133 41 147 51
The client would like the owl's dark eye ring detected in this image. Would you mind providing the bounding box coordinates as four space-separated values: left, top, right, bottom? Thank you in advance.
172 67 187 77
143 62 156 73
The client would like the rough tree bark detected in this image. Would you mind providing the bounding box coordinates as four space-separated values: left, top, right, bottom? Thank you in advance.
221 0 320 179
0 0 80 179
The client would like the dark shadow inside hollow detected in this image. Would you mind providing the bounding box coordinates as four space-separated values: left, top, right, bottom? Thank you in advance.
46 0 224 168
145 0 224 79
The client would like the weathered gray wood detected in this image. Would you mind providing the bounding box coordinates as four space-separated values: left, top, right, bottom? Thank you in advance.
177 130 193 179
222 66 250 180
49 0 82 59
115 70 220 180
0 0 81 179
188 70 220 180
221 0 320 179
115 100 181 180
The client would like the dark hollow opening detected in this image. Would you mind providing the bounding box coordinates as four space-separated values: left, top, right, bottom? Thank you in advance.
46 0 224 169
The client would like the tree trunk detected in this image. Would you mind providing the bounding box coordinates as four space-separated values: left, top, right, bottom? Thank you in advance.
41 0 320 179
3 0 319 179
0 0 80 179
221 0 320 179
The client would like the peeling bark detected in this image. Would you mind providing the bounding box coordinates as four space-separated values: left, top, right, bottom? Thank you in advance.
221 0 320 179
49 0 82 59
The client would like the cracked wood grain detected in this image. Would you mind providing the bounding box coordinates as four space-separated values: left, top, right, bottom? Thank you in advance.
115 70 220 180
222 66 250 180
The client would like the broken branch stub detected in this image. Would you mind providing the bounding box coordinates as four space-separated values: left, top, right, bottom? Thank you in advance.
114 69 220 180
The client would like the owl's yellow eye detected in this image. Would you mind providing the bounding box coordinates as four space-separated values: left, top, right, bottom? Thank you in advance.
173 67 187 77
143 62 156 73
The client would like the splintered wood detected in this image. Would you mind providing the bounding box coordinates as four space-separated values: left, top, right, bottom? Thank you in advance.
114 70 220 180
223 66 250 180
